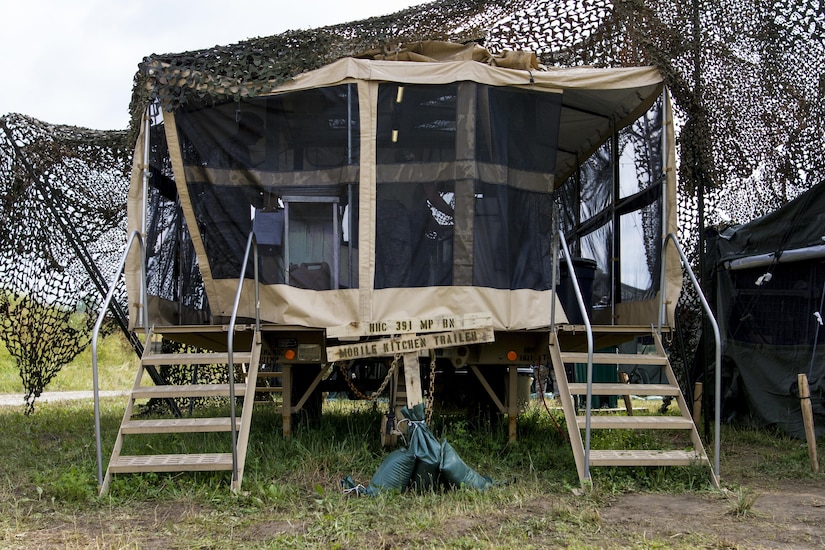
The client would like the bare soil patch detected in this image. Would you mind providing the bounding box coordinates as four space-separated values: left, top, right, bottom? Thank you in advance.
601 482 825 549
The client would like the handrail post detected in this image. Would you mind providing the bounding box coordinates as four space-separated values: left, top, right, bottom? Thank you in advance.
557 229 594 481
661 232 721 483
551 229 558 331
227 231 261 485
92 230 147 488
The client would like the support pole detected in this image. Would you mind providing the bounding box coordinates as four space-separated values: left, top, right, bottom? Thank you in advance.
692 382 703 424
403 352 423 407
508 365 518 443
281 364 292 437
619 371 633 416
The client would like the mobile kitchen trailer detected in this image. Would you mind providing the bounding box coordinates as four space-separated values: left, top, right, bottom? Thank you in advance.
99 41 712 493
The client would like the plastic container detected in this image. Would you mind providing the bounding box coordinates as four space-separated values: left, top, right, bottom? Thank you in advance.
558 257 597 324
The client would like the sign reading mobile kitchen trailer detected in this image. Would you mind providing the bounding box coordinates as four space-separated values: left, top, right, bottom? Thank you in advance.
125 41 680 440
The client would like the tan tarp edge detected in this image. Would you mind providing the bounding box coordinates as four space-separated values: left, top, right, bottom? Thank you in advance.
184 165 360 188
360 41 539 71
660 89 682 328
206 284 566 330
125 121 145 330
267 57 661 96
610 89 681 327
163 108 230 316
358 80 377 322
454 81 476 287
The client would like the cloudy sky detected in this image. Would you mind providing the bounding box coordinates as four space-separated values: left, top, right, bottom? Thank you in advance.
1 0 428 131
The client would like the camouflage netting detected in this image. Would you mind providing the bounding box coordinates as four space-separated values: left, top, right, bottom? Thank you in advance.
0 114 131 411
2 0 823 405
129 0 825 252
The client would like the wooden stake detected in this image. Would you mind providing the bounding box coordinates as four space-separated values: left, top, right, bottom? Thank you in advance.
618 371 633 416
798 373 819 473
281 364 292 437
402 352 423 407
508 365 518 443
692 382 702 425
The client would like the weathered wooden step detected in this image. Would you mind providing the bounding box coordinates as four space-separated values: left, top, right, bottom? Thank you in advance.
256 371 283 379
576 416 694 430
108 453 233 473
251 387 283 394
121 417 240 434
131 384 247 399
567 383 679 396
560 352 667 366
142 352 252 366
588 449 703 466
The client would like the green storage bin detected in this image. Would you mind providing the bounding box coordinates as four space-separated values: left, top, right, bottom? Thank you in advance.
574 347 618 409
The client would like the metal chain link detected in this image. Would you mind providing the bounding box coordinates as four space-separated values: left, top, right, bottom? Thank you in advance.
425 350 436 425
337 354 399 401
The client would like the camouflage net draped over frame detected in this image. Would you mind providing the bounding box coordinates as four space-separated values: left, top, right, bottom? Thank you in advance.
0 114 131 412
1 0 823 404
130 0 824 251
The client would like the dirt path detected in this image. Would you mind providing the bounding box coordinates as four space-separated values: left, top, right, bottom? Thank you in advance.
599 481 825 549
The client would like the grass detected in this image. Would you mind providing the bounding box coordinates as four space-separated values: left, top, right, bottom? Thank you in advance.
1 339 824 547
0 332 139 395
1 393 823 548
0 399 583 547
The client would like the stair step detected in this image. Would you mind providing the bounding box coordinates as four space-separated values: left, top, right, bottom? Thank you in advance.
560 352 667 365
252 387 283 393
145 324 252 334
567 383 679 396
108 453 234 473
131 384 247 399
142 352 252 366
576 416 695 430
588 449 703 466
121 417 240 434
256 371 283 379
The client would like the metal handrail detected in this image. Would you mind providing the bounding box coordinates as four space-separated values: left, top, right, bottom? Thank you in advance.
658 232 721 482
556 229 595 481
91 229 149 488
226 231 261 484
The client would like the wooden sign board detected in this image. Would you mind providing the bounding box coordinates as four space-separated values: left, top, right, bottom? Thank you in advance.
326 312 493 338
325 327 495 362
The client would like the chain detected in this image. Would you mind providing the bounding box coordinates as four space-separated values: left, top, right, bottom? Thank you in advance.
337 354 399 401
425 350 436 425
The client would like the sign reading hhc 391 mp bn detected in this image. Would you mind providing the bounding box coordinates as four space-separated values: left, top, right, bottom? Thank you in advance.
326 313 493 339
325 327 495 362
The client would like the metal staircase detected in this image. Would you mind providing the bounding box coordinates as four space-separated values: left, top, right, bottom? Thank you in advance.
549 325 718 488
244 354 284 406
100 326 262 495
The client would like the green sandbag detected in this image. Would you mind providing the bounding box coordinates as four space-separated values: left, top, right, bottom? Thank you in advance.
400 403 426 422
364 447 416 495
439 440 493 490
408 423 441 492
402 403 441 492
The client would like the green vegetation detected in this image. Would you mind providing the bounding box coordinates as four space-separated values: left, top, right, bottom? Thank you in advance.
0 332 138 395
1 342 823 547
0 397 718 548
